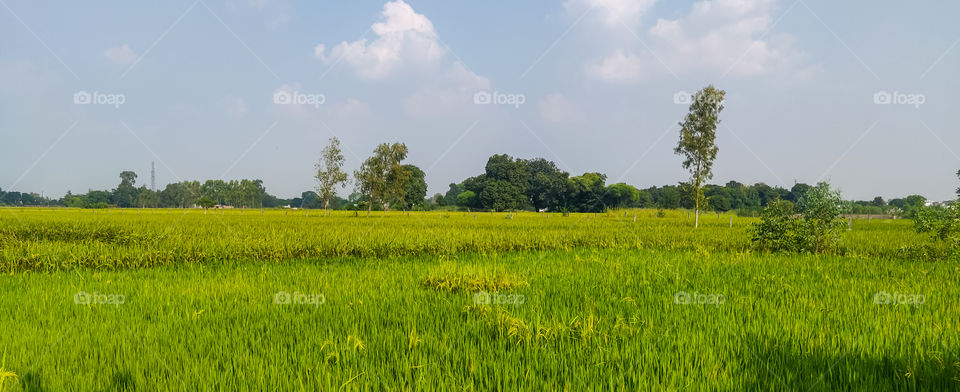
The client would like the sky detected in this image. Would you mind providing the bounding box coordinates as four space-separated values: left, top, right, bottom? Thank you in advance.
1 0 958 201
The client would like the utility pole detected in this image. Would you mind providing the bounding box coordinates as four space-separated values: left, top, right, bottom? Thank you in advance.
151 161 156 191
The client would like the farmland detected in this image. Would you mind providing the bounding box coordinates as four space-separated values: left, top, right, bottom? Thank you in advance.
0 208 957 391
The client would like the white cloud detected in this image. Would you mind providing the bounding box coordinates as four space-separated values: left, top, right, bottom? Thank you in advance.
313 0 491 119
582 0 811 81
564 0 658 28
314 0 446 79
538 93 580 124
104 44 138 65
585 50 647 82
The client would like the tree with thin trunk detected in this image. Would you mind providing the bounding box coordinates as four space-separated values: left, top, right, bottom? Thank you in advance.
315 137 349 214
674 85 725 228
354 143 411 216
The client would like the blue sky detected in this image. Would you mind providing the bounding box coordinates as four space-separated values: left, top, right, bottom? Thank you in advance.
1 0 958 201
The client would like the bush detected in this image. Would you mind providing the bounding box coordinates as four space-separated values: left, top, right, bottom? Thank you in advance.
752 183 845 254
913 202 960 260
751 199 796 252
914 203 960 241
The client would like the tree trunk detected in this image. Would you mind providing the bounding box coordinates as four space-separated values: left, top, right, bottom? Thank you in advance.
695 199 700 229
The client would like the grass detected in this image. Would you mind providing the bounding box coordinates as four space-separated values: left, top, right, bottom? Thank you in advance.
0 207 931 272
0 208 956 390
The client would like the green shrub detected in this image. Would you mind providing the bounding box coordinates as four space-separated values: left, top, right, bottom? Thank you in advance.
751 183 845 254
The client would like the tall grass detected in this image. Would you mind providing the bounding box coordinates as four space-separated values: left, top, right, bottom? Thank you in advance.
0 249 956 390
0 208 929 272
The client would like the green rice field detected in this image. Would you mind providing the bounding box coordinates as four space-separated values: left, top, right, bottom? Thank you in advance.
0 208 957 391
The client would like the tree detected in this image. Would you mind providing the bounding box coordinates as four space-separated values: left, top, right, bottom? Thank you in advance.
480 155 528 211
709 193 732 213
296 191 323 209
135 186 158 208
197 196 216 209
890 195 927 218
523 158 568 212
430 193 445 207
444 183 464 206
113 171 139 207
794 182 846 254
402 164 427 210
650 185 683 209
567 172 607 212
354 143 410 215
315 137 349 211
605 183 640 209
674 85 725 228
456 191 476 208
787 183 813 203
201 180 228 205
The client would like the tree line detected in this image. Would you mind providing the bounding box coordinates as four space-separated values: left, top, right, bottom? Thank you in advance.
0 86 940 216
1 152 930 217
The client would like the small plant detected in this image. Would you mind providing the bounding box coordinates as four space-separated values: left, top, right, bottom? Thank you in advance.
911 171 960 259
656 208 667 218
0 353 16 392
751 199 796 252
752 183 845 254
914 203 960 241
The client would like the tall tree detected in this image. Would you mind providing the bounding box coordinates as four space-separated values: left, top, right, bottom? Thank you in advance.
477 154 528 211
114 171 138 207
402 164 427 210
315 137 349 212
674 85 725 228
605 182 640 209
354 142 410 215
567 172 607 212
522 158 568 212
